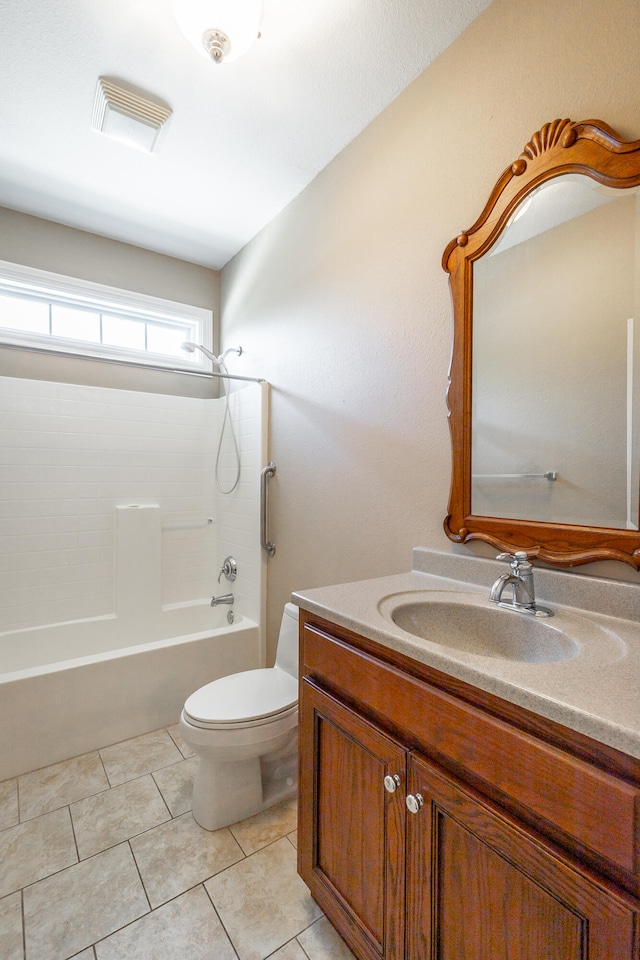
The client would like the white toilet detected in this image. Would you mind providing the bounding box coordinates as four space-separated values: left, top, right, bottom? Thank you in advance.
180 603 299 831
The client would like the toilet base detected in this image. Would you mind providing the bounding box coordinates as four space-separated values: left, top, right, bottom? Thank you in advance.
190 728 298 831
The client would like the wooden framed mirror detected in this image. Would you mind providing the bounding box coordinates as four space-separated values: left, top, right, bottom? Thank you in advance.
443 118 640 568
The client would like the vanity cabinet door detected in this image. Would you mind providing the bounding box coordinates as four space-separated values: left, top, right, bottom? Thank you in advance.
298 679 406 960
405 752 637 960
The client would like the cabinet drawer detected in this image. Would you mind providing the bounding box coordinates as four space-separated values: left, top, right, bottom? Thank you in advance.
302 621 640 876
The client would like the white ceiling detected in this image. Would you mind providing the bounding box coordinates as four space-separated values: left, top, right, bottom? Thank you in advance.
0 0 492 269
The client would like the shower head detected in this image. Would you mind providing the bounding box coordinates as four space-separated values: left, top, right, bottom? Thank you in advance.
181 341 218 363
181 342 242 366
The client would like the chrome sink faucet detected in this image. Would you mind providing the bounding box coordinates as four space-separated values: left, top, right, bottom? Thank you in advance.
489 551 552 617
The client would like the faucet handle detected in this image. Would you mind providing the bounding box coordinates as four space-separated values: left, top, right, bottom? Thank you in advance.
217 556 238 583
496 550 532 573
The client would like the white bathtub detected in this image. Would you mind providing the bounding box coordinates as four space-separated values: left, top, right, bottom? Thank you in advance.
0 605 261 780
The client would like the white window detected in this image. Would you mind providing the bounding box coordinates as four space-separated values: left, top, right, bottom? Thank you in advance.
0 260 213 371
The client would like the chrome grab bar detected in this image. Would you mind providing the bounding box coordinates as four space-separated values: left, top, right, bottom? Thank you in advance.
260 462 276 556
473 471 558 481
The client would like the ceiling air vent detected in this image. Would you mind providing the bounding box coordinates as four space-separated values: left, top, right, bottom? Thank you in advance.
91 78 172 153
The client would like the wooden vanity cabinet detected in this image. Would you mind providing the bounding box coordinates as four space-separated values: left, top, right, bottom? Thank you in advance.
298 611 640 960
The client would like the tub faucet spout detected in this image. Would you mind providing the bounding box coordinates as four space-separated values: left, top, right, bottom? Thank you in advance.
211 593 234 607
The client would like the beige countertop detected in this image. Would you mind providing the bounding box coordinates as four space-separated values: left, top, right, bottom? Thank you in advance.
292 549 640 760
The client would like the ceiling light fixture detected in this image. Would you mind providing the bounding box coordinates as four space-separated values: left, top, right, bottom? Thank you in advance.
171 0 263 64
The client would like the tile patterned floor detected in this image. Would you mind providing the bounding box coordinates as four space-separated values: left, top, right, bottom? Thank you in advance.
0 725 355 960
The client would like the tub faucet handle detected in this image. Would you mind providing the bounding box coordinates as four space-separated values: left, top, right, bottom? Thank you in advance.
217 556 237 583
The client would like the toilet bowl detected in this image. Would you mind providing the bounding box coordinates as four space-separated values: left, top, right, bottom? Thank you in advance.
180 602 299 831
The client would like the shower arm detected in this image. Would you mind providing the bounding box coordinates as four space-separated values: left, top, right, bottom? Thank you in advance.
180 341 264 383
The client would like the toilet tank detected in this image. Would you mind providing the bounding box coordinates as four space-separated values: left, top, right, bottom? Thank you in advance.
275 602 299 680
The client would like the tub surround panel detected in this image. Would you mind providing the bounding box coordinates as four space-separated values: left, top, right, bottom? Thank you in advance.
0 376 266 637
116 505 162 630
215 381 269 633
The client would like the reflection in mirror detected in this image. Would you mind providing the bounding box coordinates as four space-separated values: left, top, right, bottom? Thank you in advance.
472 177 640 530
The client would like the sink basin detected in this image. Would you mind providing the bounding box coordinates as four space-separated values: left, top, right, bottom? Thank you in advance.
379 592 579 663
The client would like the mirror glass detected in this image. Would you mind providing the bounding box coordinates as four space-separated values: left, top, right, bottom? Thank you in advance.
472 176 640 530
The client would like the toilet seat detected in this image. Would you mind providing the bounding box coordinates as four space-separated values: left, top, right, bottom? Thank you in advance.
183 667 298 730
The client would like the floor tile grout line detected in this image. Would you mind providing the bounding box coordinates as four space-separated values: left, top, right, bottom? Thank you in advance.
91 881 238 958
9 744 108 790
293 914 330 952
5 726 306 957
17 784 110 827
14 836 141 905
165 723 191 759
126 838 153 915
71 794 175 864
294 936 314 960
226 829 296 865
201 879 242 960
1 722 185 801
150 768 178 820
3 800 294 903
15 772 22 824
9 762 172 834
98 727 185 788
264 930 314 960
20 888 26 960
10 818 309 959
67 801 81 863
100 753 185 789
96 747 109 791
15 750 109 825
77 840 157 955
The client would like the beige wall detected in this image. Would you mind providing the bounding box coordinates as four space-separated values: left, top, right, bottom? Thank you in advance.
221 0 640 661
0 208 219 397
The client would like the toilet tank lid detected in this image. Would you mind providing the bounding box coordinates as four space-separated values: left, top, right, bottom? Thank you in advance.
184 668 298 724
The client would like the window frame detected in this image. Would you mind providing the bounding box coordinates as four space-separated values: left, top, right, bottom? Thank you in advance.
0 259 213 372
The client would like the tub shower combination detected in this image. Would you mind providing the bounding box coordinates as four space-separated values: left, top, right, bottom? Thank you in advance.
0 371 271 780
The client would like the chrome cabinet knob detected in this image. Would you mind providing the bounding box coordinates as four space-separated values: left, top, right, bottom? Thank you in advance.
405 793 424 814
383 774 401 794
